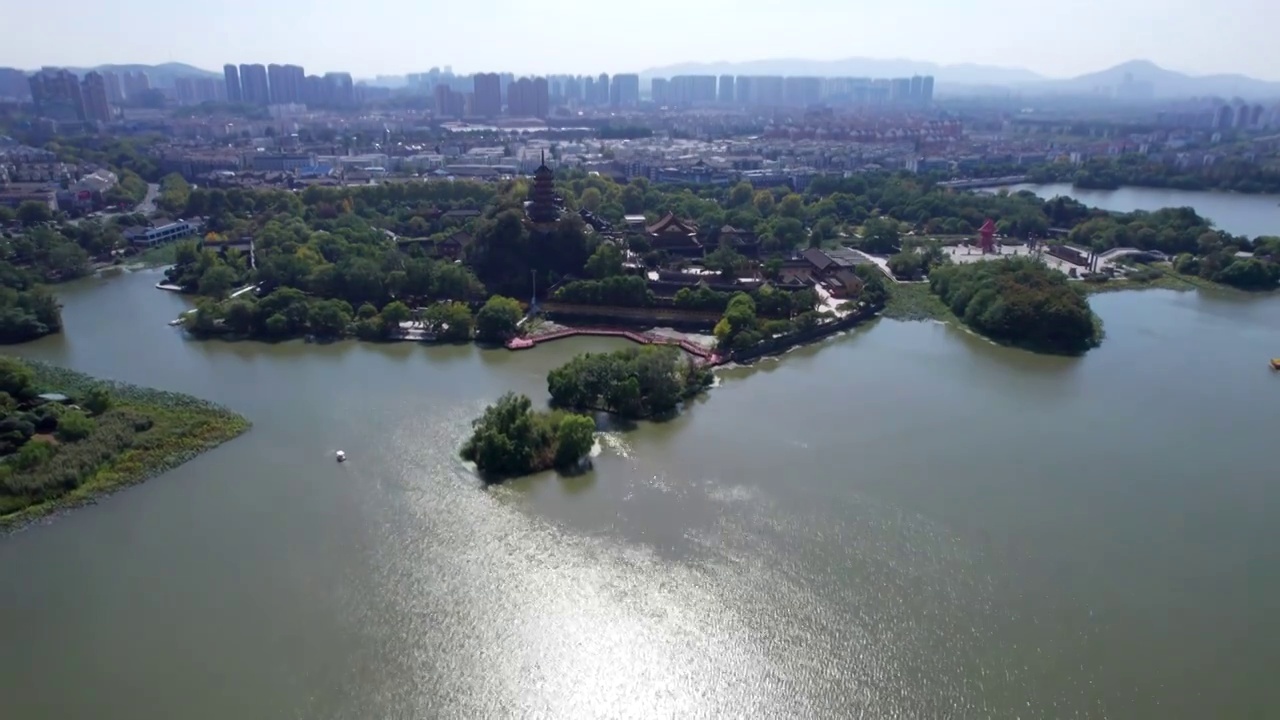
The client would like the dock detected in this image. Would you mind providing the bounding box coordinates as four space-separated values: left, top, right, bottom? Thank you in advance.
506 327 723 365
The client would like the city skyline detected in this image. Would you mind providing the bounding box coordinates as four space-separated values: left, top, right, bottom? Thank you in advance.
1 0 1278 81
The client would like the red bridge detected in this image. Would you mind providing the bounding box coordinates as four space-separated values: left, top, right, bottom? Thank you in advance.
506 327 723 365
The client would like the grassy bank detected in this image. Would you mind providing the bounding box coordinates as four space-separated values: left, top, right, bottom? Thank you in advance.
1 359 251 528
1078 263 1208 295
882 282 955 322
129 243 179 269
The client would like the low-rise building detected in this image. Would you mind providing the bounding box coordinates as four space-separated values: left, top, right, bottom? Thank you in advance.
0 182 57 210
124 220 202 248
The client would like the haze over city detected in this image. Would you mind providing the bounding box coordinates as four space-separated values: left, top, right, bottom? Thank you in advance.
2 0 1278 80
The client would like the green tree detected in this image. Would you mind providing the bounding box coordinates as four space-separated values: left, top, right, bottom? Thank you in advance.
16 201 53 226
753 190 775 216
82 386 112 415
157 173 192 214
580 187 603 212
310 299 353 337
860 217 900 254
584 243 624 279
778 193 805 219
424 301 474 341
222 300 255 334
55 409 95 442
554 414 596 467
197 265 239 299
0 357 37 401
0 414 35 454
475 295 522 343
458 392 552 477
379 300 412 337
729 182 755 207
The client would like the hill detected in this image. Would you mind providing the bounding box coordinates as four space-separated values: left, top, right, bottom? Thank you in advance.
639 57 1280 100
1030 59 1280 99
640 57 1044 86
63 62 220 87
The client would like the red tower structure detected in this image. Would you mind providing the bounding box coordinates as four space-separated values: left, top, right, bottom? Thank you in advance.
978 218 997 254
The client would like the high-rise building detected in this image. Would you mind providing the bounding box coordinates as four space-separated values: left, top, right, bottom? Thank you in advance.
736 76 784 106
533 77 549 118
174 76 222 105
612 73 640 107
0 68 30 101
122 71 150 99
909 75 924 103
596 73 610 106
921 75 935 103
323 72 354 107
266 64 305 104
670 75 717 106
102 71 124 103
267 64 286 103
80 71 111 123
435 84 465 118
563 75 581 104
196 77 222 103
473 72 502 117
506 76 549 118
718 75 735 104
890 77 912 104
223 64 242 103
29 68 85 122
303 75 325 106
783 77 821 106
239 64 270 105
582 76 595 107
651 78 670 105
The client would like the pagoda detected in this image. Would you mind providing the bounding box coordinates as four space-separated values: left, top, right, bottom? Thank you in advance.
525 152 561 227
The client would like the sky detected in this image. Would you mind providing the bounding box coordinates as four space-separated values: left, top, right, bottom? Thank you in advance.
3 0 1278 80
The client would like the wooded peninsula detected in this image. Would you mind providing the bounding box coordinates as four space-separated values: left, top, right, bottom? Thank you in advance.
0 357 250 526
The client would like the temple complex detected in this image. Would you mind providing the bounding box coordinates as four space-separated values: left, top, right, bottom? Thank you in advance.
644 213 703 258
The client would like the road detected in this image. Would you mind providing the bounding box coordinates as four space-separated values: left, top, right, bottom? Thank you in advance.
71 183 161 227
135 183 160 215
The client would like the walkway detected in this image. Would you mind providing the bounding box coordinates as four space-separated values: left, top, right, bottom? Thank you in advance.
506 327 723 365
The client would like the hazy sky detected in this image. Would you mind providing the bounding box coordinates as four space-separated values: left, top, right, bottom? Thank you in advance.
4 0 1277 80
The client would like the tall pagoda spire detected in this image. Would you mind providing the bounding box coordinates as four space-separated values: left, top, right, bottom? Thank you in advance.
527 149 559 225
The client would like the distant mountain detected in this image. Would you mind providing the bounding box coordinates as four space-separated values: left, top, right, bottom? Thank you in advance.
639 57 1280 100
1030 60 1280 100
60 62 220 87
639 57 1046 86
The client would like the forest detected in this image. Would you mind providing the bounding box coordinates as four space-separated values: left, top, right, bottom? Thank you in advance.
1029 155 1280 195
458 392 595 479
546 346 714 418
928 257 1101 355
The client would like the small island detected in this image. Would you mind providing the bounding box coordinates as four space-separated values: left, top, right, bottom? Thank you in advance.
928 256 1101 355
0 357 250 526
459 392 596 480
548 345 714 418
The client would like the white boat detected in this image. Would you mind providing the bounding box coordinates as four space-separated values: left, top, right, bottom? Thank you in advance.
336 450 346 462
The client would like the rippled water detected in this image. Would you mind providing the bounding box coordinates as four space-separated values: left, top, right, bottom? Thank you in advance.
2 270 1279 718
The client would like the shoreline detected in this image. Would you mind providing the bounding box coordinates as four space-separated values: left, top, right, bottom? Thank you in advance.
0 360 252 531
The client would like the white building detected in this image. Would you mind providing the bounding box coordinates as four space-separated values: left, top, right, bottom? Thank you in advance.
125 220 202 248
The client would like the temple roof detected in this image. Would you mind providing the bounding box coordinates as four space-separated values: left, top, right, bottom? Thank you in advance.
646 212 698 236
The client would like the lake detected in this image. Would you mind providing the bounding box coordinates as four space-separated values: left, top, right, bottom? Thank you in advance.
2 269 1280 718
1001 183 1280 238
